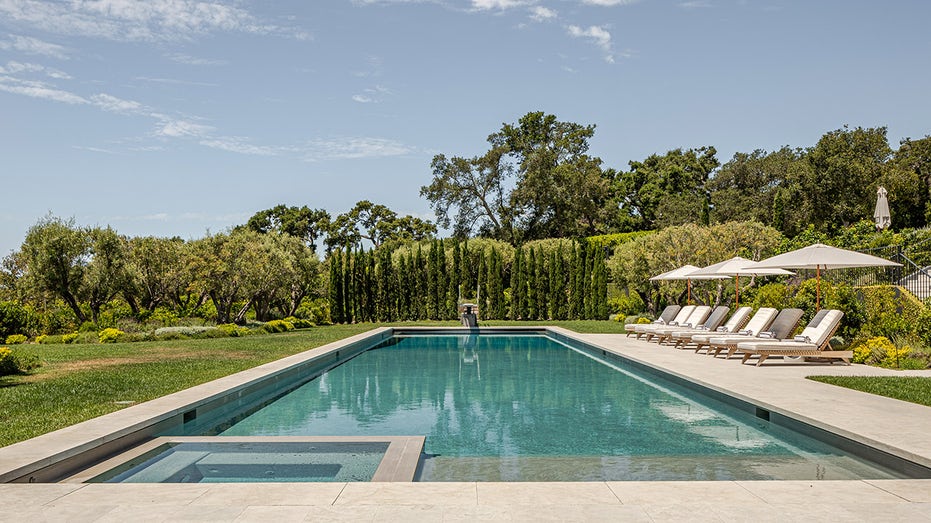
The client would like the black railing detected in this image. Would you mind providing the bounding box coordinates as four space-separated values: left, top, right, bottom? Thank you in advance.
826 240 931 302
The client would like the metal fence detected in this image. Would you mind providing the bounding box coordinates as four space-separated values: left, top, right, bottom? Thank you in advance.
826 237 931 301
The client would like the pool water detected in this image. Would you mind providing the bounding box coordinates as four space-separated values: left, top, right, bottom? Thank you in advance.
90 441 388 483
218 334 903 481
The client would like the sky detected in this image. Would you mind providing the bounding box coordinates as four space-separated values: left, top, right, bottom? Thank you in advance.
1 0 930 257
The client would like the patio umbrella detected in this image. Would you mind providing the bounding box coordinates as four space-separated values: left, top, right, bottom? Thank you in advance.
750 243 901 309
650 264 728 304
874 186 891 230
689 256 794 307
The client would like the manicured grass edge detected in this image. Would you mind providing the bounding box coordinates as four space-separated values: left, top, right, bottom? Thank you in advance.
808 376 931 408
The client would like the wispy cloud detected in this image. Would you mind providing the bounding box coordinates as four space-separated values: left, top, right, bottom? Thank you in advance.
1 60 71 79
165 53 229 66
91 93 145 114
0 75 88 104
303 137 414 161
567 24 615 63
199 137 279 156
581 0 640 5
529 6 557 22
471 0 532 10
134 76 219 88
0 0 308 42
679 0 712 7
352 85 391 104
0 34 69 59
72 145 118 154
155 119 215 138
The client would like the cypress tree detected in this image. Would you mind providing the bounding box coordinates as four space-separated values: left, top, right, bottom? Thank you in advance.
553 246 568 320
510 247 524 320
426 241 437 319
487 247 502 319
435 240 447 319
476 249 487 318
584 243 596 319
411 245 428 320
328 250 344 324
527 247 538 320
446 242 459 319
366 248 377 322
548 250 558 320
535 245 548 320
343 247 354 323
571 243 585 320
400 252 412 320
593 244 608 319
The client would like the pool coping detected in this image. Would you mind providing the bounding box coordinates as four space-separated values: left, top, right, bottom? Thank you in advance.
1 325 929 484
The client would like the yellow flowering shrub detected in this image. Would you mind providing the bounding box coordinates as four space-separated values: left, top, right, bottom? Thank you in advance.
98 328 125 344
4 334 27 345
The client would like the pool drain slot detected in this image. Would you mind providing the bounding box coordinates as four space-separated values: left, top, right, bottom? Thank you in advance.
183 409 197 423
755 407 771 422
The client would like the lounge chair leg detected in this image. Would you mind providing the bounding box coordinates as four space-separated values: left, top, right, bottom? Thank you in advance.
755 354 768 367
741 353 752 364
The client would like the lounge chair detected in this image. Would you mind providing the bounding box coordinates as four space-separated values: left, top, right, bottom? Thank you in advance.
690 307 779 354
633 305 695 339
625 305 681 337
735 309 849 366
712 308 804 359
650 305 716 344
669 306 751 349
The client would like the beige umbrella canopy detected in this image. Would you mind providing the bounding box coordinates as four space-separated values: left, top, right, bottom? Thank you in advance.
750 243 901 309
650 264 728 304
689 256 794 307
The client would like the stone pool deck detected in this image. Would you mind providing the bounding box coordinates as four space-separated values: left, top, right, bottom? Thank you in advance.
2 327 931 522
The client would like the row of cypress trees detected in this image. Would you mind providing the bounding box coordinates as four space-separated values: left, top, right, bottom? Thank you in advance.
327 239 608 323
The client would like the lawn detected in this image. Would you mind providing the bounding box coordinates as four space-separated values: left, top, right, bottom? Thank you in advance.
808 376 931 408
0 321 626 447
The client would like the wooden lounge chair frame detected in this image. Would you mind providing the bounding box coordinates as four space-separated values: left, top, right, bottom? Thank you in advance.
739 313 851 366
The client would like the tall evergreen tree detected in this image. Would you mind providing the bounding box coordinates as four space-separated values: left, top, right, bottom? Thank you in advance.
328 250 344 323
511 247 524 320
414 245 426 319
527 247 538 319
476 249 487 317
449 241 461 316
535 245 548 319
572 243 586 320
553 246 568 319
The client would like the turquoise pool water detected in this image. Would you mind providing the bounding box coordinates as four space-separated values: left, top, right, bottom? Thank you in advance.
218 334 904 481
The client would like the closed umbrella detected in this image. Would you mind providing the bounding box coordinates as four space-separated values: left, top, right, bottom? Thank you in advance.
689 256 793 307
874 186 891 230
749 243 901 309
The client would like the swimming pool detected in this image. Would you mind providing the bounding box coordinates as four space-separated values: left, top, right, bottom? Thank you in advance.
176 332 909 482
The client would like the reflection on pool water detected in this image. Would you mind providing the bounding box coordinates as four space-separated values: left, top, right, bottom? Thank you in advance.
213 334 904 482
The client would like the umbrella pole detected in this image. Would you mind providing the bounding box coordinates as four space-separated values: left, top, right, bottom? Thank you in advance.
735 275 739 308
688 278 692 305
816 266 821 310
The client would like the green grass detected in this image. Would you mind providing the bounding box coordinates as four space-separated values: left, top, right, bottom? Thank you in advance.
0 321 624 447
808 376 931 407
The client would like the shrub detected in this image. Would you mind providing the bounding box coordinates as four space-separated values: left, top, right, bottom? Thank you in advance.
5 334 27 345
62 333 79 344
98 328 125 344
154 326 218 339
295 298 331 325
851 336 914 368
0 301 38 339
0 346 41 376
262 319 295 333
284 316 315 329
78 321 99 333
35 334 47 344
217 323 250 337
608 293 646 316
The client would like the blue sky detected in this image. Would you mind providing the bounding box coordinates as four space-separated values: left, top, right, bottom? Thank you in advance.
1 0 929 256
